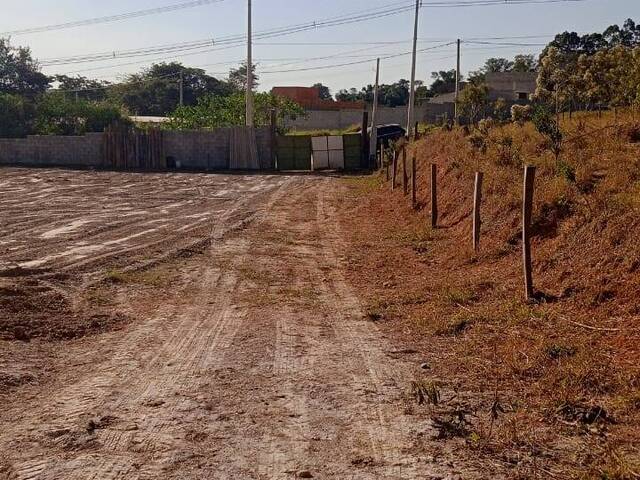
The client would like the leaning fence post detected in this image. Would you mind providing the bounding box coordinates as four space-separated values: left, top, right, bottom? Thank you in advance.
402 147 408 195
523 165 536 301
430 163 438 228
473 171 484 252
411 154 417 209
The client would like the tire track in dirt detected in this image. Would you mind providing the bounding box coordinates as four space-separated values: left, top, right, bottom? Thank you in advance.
1 174 296 480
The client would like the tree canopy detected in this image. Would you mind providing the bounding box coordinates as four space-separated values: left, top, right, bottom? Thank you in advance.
108 62 234 116
168 92 304 130
0 38 50 96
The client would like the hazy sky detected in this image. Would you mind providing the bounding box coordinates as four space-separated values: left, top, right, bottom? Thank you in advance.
0 0 637 94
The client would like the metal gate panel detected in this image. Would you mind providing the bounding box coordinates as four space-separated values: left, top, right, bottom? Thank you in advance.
276 135 312 170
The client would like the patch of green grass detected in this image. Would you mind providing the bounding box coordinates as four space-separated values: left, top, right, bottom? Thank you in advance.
342 174 384 195
390 225 436 253
439 287 478 306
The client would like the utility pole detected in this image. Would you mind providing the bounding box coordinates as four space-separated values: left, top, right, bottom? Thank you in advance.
455 39 460 124
369 58 380 165
246 0 254 127
406 0 421 137
179 70 184 107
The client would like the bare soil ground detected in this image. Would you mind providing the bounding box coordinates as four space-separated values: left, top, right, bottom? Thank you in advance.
0 167 480 479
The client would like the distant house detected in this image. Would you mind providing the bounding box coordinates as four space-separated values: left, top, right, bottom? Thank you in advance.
485 72 537 102
427 71 538 108
427 92 457 105
271 86 365 111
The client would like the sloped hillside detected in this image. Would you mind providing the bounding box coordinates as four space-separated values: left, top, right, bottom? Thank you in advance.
338 111 640 479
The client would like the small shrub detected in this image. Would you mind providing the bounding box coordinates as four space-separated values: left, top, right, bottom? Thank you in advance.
411 380 441 406
468 130 487 153
494 134 521 166
478 117 495 134
511 104 532 125
532 105 563 162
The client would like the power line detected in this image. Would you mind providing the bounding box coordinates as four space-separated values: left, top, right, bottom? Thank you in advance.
0 0 231 36
47 2 420 74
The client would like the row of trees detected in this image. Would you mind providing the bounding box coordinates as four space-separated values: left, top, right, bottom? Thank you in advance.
455 19 640 124
0 36 267 136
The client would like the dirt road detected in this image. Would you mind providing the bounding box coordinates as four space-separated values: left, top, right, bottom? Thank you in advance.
0 168 462 479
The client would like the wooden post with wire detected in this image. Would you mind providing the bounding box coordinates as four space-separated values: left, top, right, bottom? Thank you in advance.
402 147 408 195
430 163 438 228
269 109 277 169
391 150 398 190
385 148 390 181
473 171 484 251
523 165 536 301
411 153 417 209
361 111 369 169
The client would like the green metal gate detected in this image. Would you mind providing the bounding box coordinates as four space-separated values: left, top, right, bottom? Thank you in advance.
276 135 312 171
343 134 363 170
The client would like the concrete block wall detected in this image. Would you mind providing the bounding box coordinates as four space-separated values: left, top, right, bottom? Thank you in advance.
164 129 231 170
0 133 103 167
0 127 273 171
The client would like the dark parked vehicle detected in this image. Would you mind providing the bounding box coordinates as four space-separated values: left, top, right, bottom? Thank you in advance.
367 124 406 148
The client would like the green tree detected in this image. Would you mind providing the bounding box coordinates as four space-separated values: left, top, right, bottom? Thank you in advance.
0 38 50 96
228 62 259 91
53 75 111 102
35 93 125 136
428 70 458 96
459 83 489 124
312 83 332 100
512 54 537 72
483 57 514 73
532 104 562 162
168 92 304 130
0 93 33 137
109 62 233 116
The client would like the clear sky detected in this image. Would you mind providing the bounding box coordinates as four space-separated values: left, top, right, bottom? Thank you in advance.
0 0 637 95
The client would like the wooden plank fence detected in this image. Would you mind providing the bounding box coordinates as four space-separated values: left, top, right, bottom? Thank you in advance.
103 123 165 170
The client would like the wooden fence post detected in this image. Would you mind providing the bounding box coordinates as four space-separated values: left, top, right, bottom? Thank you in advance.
361 111 369 169
430 163 438 228
414 121 420 141
270 108 277 170
523 165 536 301
392 150 398 190
411 154 417 209
473 171 484 252
402 147 408 195
385 149 390 181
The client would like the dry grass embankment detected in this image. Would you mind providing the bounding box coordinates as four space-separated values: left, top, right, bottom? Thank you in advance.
339 110 640 479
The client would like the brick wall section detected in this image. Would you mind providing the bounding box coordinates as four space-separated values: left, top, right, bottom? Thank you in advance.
0 127 273 170
0 133 103 167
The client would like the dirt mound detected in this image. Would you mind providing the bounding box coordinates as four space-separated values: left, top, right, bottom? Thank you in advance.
0 277 127 341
